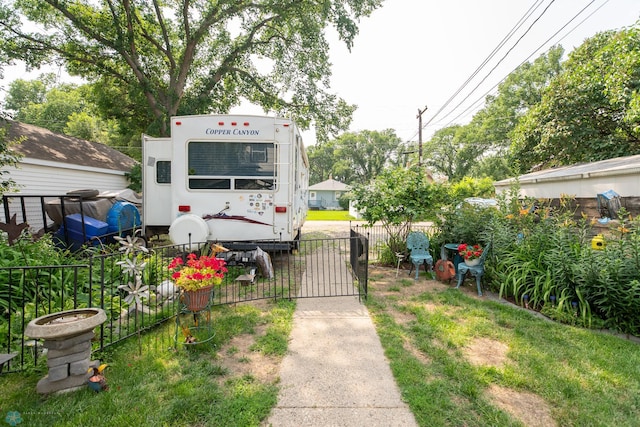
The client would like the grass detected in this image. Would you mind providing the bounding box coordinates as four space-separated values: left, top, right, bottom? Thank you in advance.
305 209 355 221
367 267 640 426
2 267 640 426
0 300 295 427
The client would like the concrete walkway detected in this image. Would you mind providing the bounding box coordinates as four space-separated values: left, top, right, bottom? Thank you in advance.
265 296 417 426
265 241 418 426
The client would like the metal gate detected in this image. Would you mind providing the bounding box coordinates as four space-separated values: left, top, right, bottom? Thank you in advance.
292 232 368 300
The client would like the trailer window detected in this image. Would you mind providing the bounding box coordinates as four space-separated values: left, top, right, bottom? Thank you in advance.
187 141 275 190
156 161 171 184
189 178 231 189
235 179 274 190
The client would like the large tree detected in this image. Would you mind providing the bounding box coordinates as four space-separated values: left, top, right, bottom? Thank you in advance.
0 0 382 139
307 139 338 185
0 112 22 195
425 46 564 181
512 26 640 170
331 129 403 184
6 77 138 157
3 75 52 113
15 84 87 134
424 125 485 182
473 45 564 151
307 129 403 185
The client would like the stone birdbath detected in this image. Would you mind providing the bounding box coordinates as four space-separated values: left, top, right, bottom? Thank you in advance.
25 308 107 394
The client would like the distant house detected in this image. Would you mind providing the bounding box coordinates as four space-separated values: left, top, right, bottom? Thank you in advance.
308 178 349 210
1 120 137 194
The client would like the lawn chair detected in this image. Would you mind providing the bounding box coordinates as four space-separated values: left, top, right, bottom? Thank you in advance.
406 231 433 280
455 242 491 296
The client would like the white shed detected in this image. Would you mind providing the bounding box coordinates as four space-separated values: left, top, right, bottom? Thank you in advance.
494 155 640 198
2 120 137 194
1 120 138 231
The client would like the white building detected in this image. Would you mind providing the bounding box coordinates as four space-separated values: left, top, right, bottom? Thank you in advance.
1 120 138 231
2 120 137 194
494 155 640 199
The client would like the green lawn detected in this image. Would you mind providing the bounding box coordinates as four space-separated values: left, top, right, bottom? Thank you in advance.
3 268 639 426
367 267 640 426
305 209 355 221
0 301 295 427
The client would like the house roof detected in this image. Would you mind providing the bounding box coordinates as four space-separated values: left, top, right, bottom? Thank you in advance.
3 120 137 172
309 178 350 191
495 154 640 187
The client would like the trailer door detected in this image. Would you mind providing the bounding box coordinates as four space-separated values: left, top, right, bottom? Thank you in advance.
142 135 172 228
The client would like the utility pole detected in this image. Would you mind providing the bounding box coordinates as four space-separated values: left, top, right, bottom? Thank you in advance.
417 106 428 166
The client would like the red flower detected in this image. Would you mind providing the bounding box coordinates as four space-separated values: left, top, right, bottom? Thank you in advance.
168 253 227 291
458 243 483 261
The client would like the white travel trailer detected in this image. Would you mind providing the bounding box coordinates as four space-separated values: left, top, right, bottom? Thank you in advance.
142 114 309 250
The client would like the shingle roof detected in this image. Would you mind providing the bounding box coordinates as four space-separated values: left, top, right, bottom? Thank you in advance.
495 154 640 186
3 120 137 172
309 178 350 191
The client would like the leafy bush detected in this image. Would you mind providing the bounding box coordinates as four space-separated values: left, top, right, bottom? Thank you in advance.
429 186 640 334
351 166 446 261
431 201 499 251
0 233 85 312
448 176 495 204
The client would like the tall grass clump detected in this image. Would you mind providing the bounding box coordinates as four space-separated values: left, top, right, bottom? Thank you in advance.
429 184 640 335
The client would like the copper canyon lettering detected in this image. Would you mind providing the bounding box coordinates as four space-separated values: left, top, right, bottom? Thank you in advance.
205 129 260 136
205 128 232 135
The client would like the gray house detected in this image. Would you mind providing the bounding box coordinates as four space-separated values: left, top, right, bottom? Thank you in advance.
308 178 349 210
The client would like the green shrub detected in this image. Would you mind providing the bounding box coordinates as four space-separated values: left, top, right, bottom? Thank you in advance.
572 212 640 334
430 188 639 332
431 202 499 251
0 233 85 313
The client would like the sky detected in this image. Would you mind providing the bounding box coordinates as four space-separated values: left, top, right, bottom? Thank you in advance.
311 0 640 145
1 0 639 147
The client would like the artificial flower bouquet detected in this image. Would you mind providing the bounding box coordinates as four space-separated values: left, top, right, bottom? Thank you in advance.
168 253 228 291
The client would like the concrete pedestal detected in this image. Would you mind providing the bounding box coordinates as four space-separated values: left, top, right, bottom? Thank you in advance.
25 308 106 394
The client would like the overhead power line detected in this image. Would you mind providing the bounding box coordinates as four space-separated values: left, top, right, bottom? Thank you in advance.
440 0 603 129
422 0 550 131
431 0 559 128
409 0 612 143
404 0 547 143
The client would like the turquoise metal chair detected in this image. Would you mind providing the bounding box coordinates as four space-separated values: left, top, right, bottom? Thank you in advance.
455 242 491 296
406 231 433 280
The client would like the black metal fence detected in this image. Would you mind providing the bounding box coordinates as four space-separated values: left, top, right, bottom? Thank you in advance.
1 193 140 250
350 222 436 263
1 234 368 373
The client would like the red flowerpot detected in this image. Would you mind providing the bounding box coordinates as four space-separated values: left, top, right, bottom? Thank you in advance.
182 285 214 312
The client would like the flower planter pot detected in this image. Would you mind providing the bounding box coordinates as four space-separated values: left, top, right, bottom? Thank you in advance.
182 285 214 312
464 258 480 267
